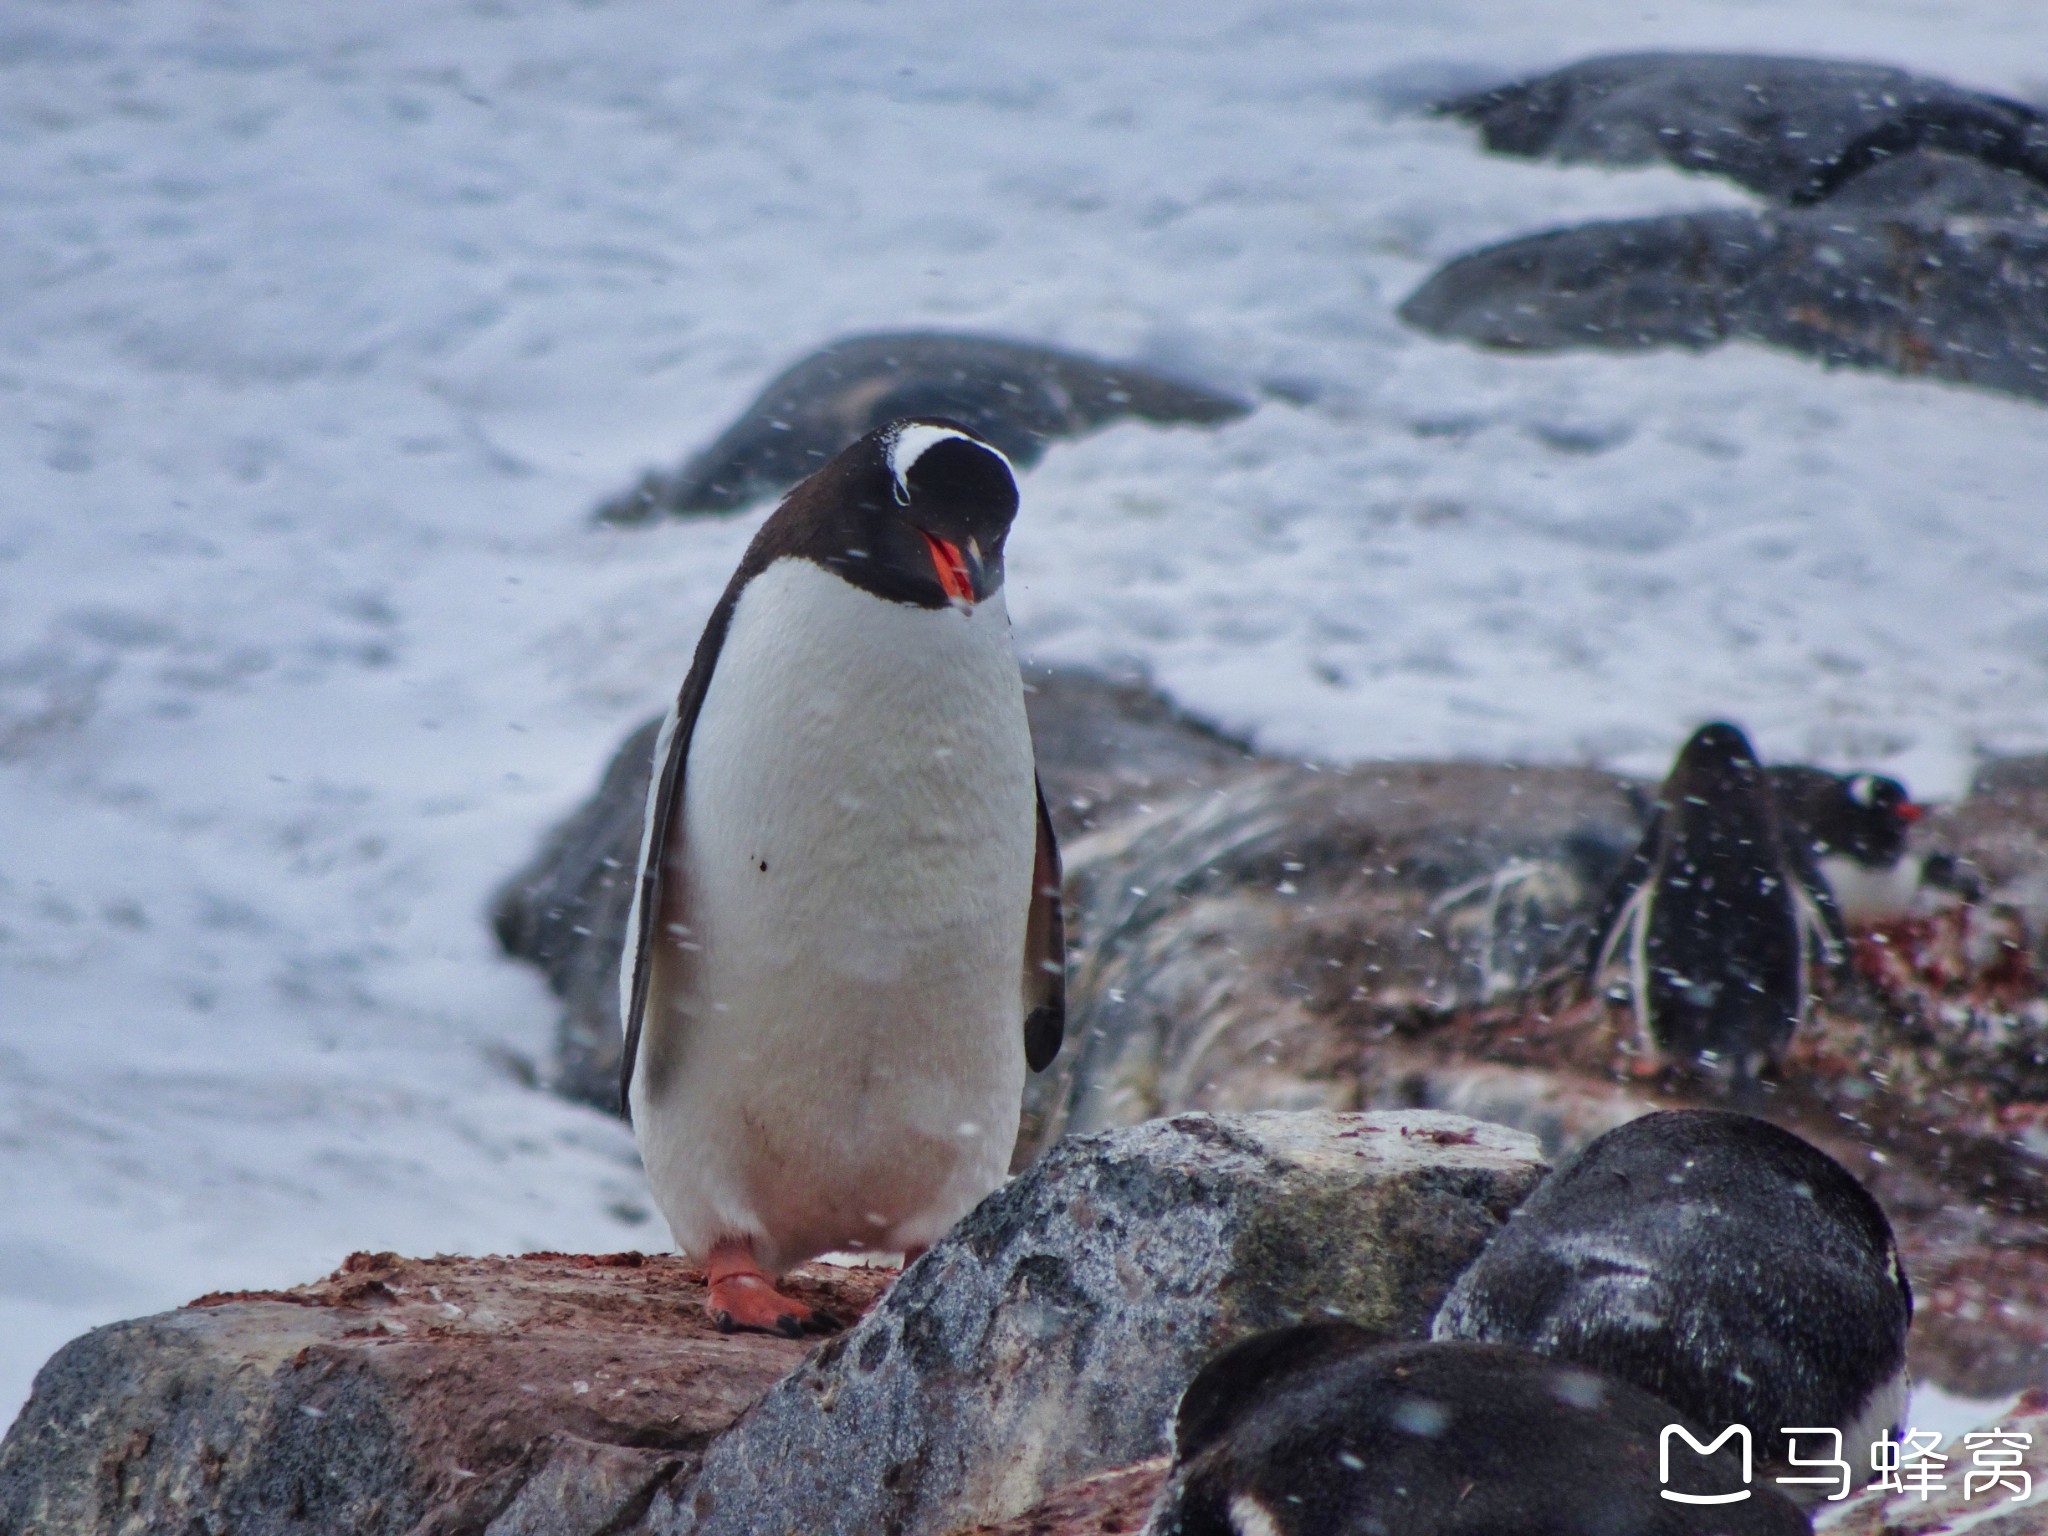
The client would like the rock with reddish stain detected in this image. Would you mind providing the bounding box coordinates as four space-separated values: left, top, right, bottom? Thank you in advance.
656 1109 1545 1536
0 1251 891 1536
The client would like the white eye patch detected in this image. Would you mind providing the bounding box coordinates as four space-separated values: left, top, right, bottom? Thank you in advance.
884 422 1010 504
1848 774 1877 808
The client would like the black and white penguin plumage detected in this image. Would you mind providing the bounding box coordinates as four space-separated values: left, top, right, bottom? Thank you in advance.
1587 722 1841 1083
1767 765 1926 924
618 417 1065 1334
1147 1326 1812 1536
1432 1110 1911 1502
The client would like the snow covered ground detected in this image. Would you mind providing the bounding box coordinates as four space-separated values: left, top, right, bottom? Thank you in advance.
5 0 2047 1423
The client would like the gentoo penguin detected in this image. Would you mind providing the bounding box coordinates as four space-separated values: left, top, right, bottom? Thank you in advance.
619 417 1065 1334
1148 1326 1811 1536
1587 722 1840 1083
1433 1110 1911 1501
1767 765 1926 924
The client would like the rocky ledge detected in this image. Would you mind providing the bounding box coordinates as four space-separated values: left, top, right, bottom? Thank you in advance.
0 1109 1544 1536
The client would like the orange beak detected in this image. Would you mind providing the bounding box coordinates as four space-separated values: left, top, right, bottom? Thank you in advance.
921 532 976 605
1897 802 1926 824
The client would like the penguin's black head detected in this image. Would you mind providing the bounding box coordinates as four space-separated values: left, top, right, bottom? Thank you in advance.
1663 721 1770 815
879 417 1019 603
1838 772 1923 861
759 416 1019 610
1767 764 1925 867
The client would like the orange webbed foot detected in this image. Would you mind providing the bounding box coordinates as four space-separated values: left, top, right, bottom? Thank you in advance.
704 1238 838 1337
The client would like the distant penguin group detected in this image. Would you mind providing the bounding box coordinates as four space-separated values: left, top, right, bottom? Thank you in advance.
1150 1111 1912 1536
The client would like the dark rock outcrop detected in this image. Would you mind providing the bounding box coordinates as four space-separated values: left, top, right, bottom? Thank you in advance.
593 333 1250 522
1436 53 2048 206
1407 53 2048 405
654 1110 1545 1536
1022 759 1645 1155
1399 207 2048 403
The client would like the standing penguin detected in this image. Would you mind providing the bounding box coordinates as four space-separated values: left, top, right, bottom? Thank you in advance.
619 417 1064 1335
1588 722 1840 1084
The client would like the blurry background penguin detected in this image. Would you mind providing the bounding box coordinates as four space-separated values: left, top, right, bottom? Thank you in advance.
1586 722 1844 1090
1766 765 1926 926
1145 1326 1812 1536
1432 1111 1912 1504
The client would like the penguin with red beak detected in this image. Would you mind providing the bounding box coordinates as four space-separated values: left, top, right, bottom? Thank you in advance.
1767 765 1927 924
619 418 1064 1334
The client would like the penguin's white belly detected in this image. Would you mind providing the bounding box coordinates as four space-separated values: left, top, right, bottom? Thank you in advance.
1818 853 1922 926
631 558 1036 1272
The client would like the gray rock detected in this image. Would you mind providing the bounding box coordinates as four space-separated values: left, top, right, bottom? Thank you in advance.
655 1110 1546 1536
1412 53 2048 407
593 332 1250 522
1436 52 2048 208
1399 206 2048 404
491 716 660 1111
0 1118 1540 1536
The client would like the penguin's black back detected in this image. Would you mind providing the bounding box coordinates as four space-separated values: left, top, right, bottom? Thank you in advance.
1433 1111 1909 1450
1652 725 1804 1064
1590 722 1830 1076
1152 1329 1811 1536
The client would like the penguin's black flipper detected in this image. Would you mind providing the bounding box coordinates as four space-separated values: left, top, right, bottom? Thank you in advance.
617 562 755 1118
1022 778 1066 1073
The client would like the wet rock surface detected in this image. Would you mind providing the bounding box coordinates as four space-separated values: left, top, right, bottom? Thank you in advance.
1407 52 2048 405
1024 758 1646 1155
1400 206 2048 404
0 1252 892 1536
944 1460 1168 1536
592 332 1249 522
1034 739 2048 1396
655 1110 1544 1536
1437 53 2048 205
